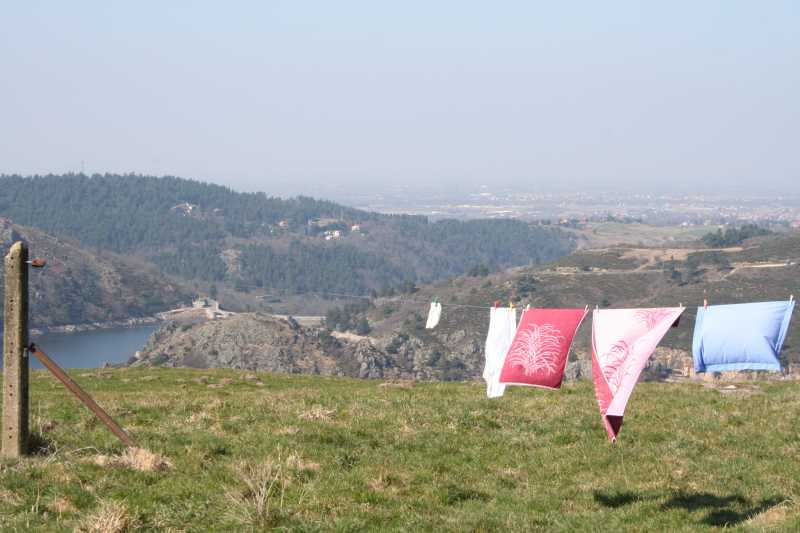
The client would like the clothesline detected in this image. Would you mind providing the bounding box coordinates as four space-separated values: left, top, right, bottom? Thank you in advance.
251 287 795 313
256 288 496 310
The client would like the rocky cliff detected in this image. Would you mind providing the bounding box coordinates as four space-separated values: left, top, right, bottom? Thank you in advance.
132 313 395 378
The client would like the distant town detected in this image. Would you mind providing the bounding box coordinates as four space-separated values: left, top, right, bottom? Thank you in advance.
331 188 800 229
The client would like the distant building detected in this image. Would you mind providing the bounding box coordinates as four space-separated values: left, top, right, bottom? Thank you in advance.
323 229 342 240
320 217 342 227
192 297 226 319
192 297 216 310
171 202 198 216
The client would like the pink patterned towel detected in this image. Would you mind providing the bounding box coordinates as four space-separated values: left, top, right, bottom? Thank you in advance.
498 308 588 390
591 307 684 442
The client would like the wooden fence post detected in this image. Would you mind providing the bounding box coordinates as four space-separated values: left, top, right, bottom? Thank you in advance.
2 241 29 458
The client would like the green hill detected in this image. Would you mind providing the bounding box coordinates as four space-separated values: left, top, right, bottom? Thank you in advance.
1 368 797 531
0 174 574 297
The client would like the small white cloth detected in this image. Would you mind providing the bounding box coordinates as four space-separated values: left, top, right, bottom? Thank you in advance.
483 307 518 398
425 302 442 329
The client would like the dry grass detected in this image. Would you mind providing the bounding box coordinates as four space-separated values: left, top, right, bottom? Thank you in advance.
224 460 288 528
186 410 212 424
80 499 137 533
368 470 408 493
299 406 335 421
90 447 172 472
285 451 321 474
50 495 78 514
379 380 414 389
223 452 319 527
704 382 764 398
0 488 22 506
745 500 792 530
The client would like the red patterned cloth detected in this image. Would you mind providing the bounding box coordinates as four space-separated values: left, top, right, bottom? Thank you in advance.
498 308 588 390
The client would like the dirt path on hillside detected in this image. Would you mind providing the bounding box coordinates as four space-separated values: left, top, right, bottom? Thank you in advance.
724 261 797 278
544 258 796 278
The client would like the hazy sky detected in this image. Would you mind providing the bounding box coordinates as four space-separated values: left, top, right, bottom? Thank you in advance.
1 2 798 196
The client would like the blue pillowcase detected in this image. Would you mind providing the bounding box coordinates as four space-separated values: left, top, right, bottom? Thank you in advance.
693 301 795 373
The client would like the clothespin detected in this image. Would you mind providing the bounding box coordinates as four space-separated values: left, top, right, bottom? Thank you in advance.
525 304 530 311
790 294 794 303
703 290 708 309
509 300 514 310
672 304 683 328
493 300 501 308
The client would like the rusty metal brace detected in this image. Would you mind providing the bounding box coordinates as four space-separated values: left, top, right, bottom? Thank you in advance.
28 343 135 447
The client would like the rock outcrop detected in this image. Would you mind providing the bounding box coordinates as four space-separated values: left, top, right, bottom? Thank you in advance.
135 313 407 379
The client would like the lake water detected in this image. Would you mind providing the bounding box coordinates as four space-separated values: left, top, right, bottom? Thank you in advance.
0 325 158 370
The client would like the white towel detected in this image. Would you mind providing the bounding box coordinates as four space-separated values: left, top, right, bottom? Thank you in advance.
483 307 518 398
425 302 442 329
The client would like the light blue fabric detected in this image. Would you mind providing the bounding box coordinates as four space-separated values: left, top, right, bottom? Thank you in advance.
693 301 795 373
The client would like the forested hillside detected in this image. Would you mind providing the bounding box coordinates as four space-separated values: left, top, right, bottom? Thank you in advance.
0 219 191 328
0 174 574 296
0 174 370 252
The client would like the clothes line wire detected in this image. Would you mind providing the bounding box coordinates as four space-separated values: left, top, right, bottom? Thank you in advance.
256 288 494 310
231 286 797 314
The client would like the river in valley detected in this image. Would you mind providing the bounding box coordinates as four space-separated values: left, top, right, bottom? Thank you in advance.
0 324 158 370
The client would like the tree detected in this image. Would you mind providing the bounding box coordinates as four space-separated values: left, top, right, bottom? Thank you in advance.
355 317 371 335
468 263 490 277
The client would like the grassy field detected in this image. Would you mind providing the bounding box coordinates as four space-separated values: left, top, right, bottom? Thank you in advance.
569 222 712 249
1 368 798 532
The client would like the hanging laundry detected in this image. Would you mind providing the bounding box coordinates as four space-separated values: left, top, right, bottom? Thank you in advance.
592 307 684 442
692 301 795 373
425 302 442 329
498 307 587 390
482 307 518 398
